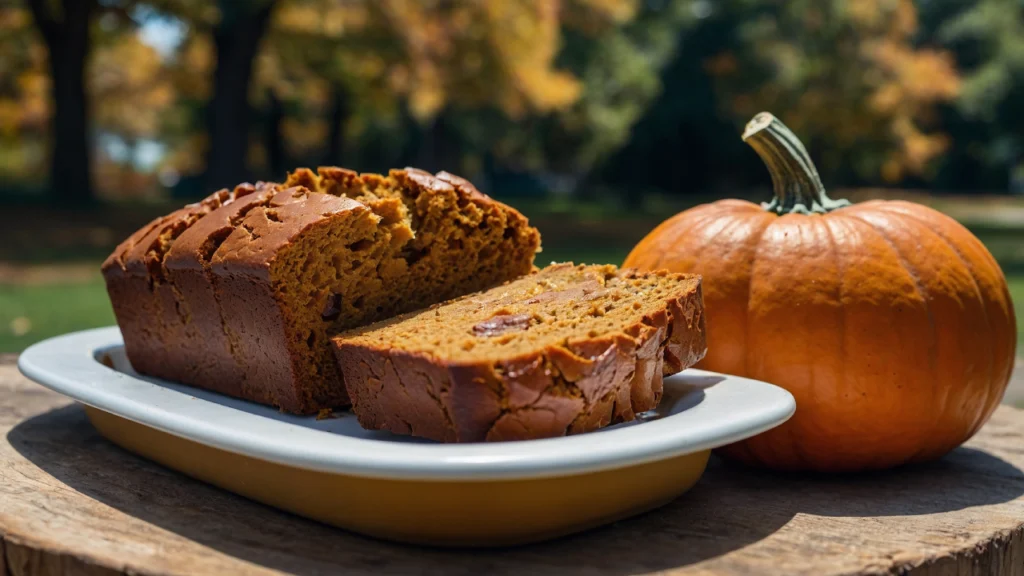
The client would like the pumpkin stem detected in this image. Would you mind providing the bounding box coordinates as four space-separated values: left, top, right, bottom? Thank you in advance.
742 112 850 215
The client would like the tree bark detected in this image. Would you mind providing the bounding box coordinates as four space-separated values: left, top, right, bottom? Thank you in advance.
205 2 276 191
323 84 351 167
27 0 95 205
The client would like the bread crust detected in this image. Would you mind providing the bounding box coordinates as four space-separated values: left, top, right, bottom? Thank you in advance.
101 189 231 377
161 182 278 396
102 167 540 414
335 273 706 442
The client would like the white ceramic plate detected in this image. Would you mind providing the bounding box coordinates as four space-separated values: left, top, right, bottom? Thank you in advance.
18 326 795 481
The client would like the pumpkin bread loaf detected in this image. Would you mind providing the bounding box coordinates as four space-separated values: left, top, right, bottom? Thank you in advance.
102 167 540 413
102 186 242 381
333 263 706 442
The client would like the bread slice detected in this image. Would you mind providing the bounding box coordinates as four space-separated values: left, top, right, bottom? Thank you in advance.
102 167 540 413
333 263 706 442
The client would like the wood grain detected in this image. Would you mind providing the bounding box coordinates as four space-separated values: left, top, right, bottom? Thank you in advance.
1 359 1023 575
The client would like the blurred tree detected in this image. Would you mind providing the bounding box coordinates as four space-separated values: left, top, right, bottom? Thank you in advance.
153 0 599 188
253 0 382 175
157 21 215 193
138 0 276 191
538 0 698 189
939 0 1024 121
0 3 49 186
251 0 605 179
91 29 176 197
25 0 97 204
384 0 593 174
934 0 1024 191
255 0 690 182
601 1 756 198
705 0 961 184
347 0 690 191
158 0 278 190
15 0 169 202
207 1 276 190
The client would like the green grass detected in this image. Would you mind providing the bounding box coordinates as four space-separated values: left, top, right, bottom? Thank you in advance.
0 277 114 353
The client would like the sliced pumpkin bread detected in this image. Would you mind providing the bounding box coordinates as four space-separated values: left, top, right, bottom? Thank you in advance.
332 263 706 442
102 167 540 413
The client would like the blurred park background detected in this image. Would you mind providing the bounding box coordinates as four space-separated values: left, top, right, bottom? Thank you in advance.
0 0 1022 359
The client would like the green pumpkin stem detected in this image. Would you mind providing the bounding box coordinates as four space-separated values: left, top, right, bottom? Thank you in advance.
742 112 850 215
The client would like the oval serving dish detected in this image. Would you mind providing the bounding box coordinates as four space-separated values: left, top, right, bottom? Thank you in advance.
19 327 795 546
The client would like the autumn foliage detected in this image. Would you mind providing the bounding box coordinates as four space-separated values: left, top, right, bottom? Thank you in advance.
0 0 1016 202
705 0 960 183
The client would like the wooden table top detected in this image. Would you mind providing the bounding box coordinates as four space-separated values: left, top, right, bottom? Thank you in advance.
1 357 1023 576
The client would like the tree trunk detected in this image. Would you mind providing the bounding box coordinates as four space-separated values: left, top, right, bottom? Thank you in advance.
205 2 276 191
397 103 423 168
418 108 462 174
323 84 351 167
264 88 286 181
28 0 95 205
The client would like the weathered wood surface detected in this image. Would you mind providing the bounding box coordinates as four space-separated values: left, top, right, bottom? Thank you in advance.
1004 359 1024 406
1 358 1023 576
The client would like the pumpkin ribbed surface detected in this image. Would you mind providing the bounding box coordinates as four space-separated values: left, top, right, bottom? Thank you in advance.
624 113 1017 472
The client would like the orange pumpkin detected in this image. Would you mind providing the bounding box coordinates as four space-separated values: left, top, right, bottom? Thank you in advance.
624 112 1017 472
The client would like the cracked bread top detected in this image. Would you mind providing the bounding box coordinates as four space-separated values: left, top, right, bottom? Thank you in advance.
164 182 273 274
209 186 376 280
102 187 242 281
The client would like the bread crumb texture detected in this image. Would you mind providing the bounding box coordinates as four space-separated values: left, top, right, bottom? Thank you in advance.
334 263 706 442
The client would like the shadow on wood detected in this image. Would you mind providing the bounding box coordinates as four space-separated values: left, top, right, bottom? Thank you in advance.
711 447 1024 519
7 404 1024 575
